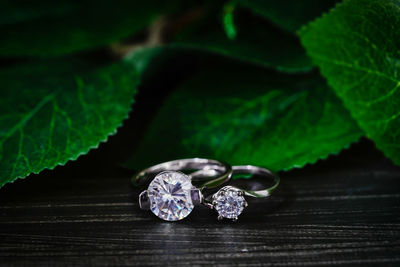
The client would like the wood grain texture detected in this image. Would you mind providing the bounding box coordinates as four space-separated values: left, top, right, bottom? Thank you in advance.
0 139 399 266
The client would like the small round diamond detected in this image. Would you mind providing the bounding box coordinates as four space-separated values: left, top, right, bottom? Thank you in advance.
147 171 194 221
213 186 246 219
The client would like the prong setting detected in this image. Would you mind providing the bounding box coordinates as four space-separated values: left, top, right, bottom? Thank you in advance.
211 186 247 221
190 188 203 205
139 190 150 210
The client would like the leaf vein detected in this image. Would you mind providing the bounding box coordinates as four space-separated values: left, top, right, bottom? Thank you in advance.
0 93 56 146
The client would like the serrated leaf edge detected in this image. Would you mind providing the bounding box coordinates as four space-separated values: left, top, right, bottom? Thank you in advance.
280 134 364 172
0 90 137 188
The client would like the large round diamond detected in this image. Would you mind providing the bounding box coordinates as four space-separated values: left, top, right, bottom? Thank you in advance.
147 171 194 221
213 186 246 219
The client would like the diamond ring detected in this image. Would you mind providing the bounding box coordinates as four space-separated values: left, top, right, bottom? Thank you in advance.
132 158 232 221
206 165 280 221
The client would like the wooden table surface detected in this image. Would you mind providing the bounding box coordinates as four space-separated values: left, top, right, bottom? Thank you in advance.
0 138 399 266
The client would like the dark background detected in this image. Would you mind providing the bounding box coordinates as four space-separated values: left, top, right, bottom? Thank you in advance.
1 53 399 266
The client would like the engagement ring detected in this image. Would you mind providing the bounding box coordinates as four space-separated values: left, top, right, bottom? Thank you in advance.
132 158 232 221
205 165 280 221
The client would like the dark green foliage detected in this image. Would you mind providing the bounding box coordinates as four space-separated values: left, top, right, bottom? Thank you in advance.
0 0 165 56
0 59 138 186
236 0 338 32
0 0 399 188
299 0 400 165
126 60 362 171
172 7 313 72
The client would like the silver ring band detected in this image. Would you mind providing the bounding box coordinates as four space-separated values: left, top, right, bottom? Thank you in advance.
206 165 280 221
232 165 280 197
132 158 232 189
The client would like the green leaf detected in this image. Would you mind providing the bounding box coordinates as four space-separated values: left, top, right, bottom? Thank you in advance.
0 0 165 57
299 0 400 165
236 0 338 33
0 58 138 187
172 8 313 73
125 59 363 172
